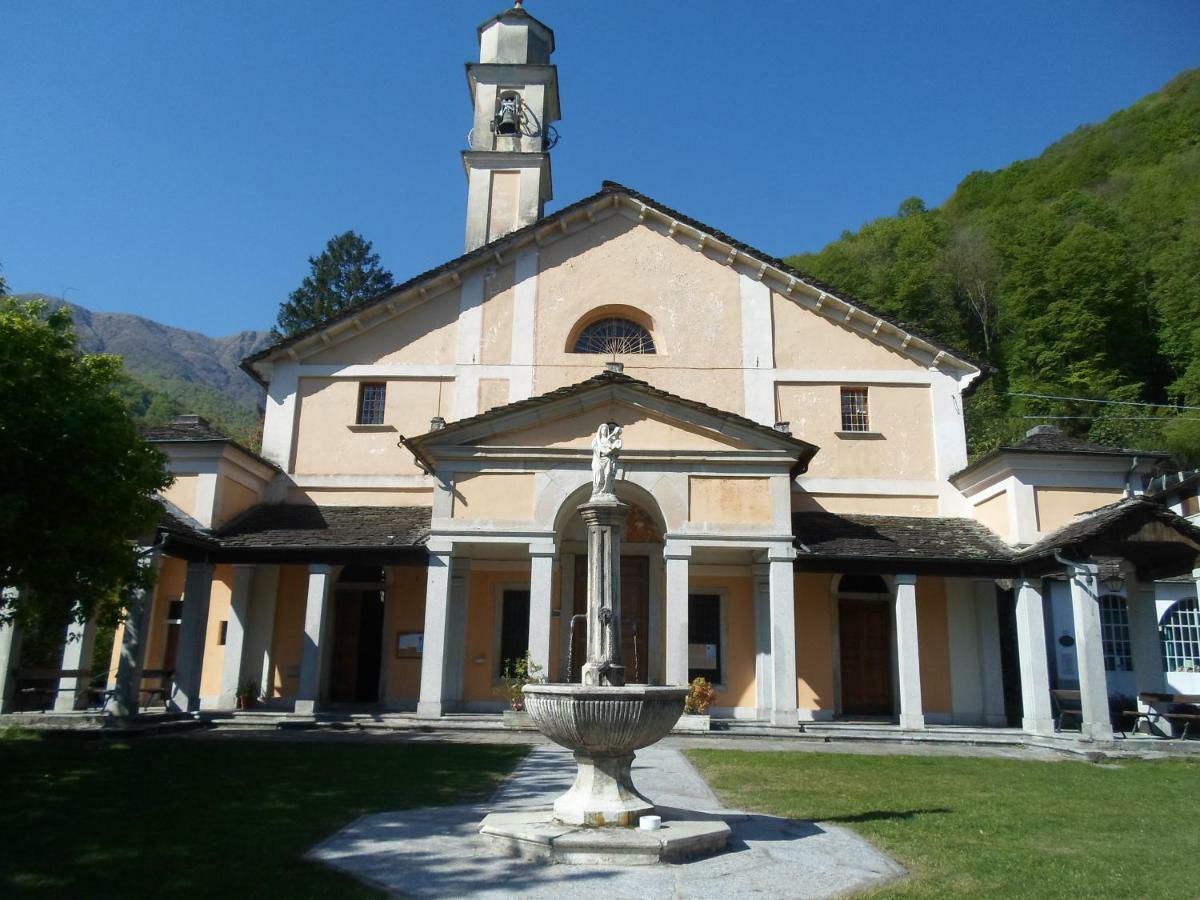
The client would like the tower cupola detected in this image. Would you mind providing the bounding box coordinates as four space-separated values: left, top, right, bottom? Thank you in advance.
462 1 560 251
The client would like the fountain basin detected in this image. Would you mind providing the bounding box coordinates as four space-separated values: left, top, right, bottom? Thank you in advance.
522 683 688 826
522 684 688 755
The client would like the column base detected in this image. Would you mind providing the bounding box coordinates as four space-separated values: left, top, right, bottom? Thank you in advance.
294 699 317 715
770 707 798 726
898 713 926 730
416 700 445 719
1022 716 1055 735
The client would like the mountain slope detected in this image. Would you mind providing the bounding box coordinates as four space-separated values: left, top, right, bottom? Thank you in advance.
787 68 1200 461
18 293 271 446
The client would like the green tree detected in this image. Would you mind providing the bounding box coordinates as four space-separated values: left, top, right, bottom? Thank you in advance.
0 298 171 625
273 231 395 337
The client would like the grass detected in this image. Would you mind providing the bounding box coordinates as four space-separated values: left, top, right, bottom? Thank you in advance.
688 749 1200 898
0 730 525 898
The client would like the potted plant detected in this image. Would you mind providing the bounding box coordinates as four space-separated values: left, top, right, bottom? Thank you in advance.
235 678 260 711
675 677 714 732
497 653 544 727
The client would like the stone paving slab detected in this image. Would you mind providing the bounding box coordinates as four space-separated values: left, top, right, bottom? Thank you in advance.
309 744 905 898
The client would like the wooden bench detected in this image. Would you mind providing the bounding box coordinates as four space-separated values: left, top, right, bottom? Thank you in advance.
13 668 105 712
1125 692 1200 739
99 669 175 711
1050 689 1083 732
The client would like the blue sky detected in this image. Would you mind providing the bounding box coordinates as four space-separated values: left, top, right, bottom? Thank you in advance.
3 0 1198 336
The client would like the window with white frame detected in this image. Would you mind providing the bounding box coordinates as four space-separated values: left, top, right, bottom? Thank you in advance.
1161 598 1200 673
1098 594 1132 672
840 386 870 432
687 593 723 685
357 382 387 425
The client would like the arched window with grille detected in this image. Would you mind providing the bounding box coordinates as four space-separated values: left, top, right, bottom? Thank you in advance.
1161 598 1200 673
571 317 656 355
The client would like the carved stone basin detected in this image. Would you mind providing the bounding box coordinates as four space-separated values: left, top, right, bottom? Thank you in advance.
522 683 688 826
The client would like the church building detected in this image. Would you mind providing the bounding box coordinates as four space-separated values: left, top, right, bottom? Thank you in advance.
9 3 1198 744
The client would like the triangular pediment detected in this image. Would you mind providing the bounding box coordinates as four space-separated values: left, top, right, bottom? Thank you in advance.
242 183 981 386
408 372 817 467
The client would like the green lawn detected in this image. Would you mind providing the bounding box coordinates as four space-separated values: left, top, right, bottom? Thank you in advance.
0 730 525 898
689 749 1200 898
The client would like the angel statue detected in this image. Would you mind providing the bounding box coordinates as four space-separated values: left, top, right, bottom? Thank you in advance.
590 422 623 499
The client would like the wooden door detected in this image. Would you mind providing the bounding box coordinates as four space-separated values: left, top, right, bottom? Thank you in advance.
570 555 650 683
329 591 363 703
839 598 894 716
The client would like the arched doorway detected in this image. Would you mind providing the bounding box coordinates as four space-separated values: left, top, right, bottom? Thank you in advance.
837 573 894 717
329 565 386 704
558 490 665 685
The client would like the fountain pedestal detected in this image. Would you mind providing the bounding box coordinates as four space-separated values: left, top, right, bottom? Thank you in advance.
479 422 730 864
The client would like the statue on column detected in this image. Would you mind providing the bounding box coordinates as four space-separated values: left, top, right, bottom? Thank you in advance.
590 422 622 500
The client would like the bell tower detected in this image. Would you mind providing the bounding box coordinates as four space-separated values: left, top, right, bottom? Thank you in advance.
463 1 559 251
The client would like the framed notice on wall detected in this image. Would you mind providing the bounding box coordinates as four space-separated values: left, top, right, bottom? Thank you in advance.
396 632 424 658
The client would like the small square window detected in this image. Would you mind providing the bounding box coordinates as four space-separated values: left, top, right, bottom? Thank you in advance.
217 621 228 646
840 387 870 433
357 382 387 425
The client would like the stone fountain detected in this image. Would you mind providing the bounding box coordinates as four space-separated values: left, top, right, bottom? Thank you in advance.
480 423 731 864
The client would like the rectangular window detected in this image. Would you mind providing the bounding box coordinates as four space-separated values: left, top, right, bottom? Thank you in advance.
357 382 387 425
217 621 228 646
840 387 870 433
687 593 722 685
1099 595 1132 672
497 589 531 678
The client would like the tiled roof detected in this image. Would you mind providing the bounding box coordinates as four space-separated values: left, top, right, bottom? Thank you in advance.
143 415 230 442
792 511 1013 566
216 505 431 550
1009 426 1164 456
243 181 983 385
409 370 817 473
1015 497 1200 562
157 497 218 550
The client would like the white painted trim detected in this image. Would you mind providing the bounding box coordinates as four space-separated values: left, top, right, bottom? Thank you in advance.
739 274 775 425
453 271 486 420
261 362 299 471
509 248 538 403
795 478 943 496
772 369 935 385
289 474 434 489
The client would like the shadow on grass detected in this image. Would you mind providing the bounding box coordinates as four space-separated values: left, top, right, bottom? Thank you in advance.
0 732 525 899
821 807 952 825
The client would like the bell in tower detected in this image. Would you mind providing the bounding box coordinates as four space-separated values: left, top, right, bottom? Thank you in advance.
462 2 560 251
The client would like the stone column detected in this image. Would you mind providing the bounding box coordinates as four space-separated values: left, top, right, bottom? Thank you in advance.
768 546 798 726
975 580 1008 726
418 544 455 718
217 564 255 710
244 564 280 703
1069 564 1114 741
894 574 925 730
1127 576 1168 735
107 549 162 717
295 563 333 715
1014 577 1054 734
647 552 665 685
753 563 773 719
580 499 628 686
0 588 23 714
171 561 215 713
664 543 690 686
54 605 98 712
527 543 555 680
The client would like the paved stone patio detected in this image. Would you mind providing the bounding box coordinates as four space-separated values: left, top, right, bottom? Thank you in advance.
309 743 905 898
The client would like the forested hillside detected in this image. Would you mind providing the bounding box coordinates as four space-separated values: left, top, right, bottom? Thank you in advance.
17 294 270 448
788 69 1200 462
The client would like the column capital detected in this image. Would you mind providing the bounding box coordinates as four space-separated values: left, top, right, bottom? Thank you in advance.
528 540 557 558
663 541 692 560
1191 567 1200 582
426 538 456 556
232 562 257 572
766 543 796 563
894 573 918 587
308 563 332 576
186 559 214 575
